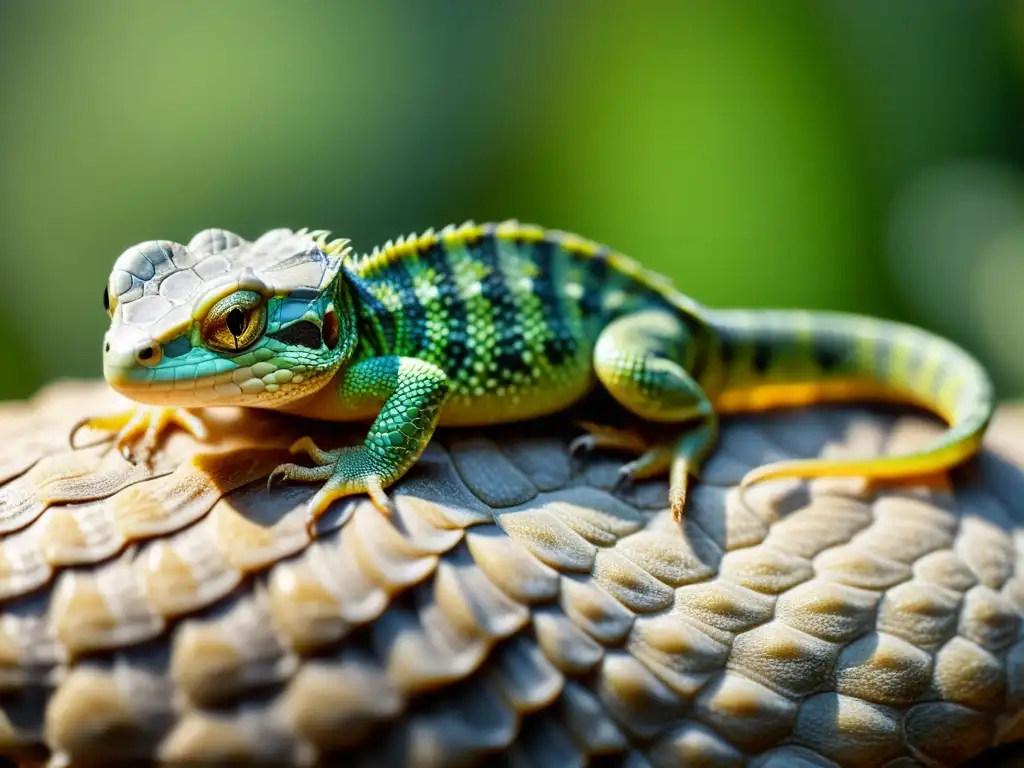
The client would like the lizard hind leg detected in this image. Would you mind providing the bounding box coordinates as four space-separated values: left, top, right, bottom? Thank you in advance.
590 308 719 519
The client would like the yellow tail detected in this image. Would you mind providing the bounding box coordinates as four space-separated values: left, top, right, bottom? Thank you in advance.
701 309 994 491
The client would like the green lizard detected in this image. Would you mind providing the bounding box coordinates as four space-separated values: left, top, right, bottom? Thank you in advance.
81 221 995 535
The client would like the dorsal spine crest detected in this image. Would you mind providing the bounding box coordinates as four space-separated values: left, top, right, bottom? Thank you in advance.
352 219 630 278
343 219 707 338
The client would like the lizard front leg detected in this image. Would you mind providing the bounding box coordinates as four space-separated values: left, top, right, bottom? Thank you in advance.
269 356 450 535
69 405 209 461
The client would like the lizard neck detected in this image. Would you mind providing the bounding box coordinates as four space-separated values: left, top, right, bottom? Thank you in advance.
342 267 397 359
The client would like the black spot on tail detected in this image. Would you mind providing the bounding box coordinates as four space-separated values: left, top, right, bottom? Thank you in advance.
718 336 735 368
812 335 846 373
752 338 773 375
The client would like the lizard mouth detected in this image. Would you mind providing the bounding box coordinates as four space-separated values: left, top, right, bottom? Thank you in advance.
104 362 333 409
102 370 208 406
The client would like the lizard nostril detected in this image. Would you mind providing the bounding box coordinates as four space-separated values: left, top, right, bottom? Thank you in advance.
135 343 162 367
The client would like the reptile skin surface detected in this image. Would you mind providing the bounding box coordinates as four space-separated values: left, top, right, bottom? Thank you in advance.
0 382 1022 767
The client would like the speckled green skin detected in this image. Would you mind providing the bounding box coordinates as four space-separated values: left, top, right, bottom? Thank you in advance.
267 221 696 525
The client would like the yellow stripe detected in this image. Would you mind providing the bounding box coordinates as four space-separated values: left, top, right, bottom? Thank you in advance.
708 312 990 498
712 378 958 424
739 434 981 487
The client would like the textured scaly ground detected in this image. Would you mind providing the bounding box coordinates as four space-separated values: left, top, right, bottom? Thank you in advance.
0 381 1022 767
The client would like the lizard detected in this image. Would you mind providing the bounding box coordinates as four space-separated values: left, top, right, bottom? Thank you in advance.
78 221 996 535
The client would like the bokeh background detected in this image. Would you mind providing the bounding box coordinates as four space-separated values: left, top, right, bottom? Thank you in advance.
1 0 1023 402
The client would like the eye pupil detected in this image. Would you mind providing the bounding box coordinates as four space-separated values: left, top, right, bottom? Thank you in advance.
201 292 266 353
226 308 246 337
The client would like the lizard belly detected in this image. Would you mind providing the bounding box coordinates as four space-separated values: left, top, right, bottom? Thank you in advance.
438 371 597 427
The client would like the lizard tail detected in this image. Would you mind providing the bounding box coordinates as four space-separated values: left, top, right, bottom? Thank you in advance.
701 309 995 491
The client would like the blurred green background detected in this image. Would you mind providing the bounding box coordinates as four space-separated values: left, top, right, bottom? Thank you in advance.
1 0 1023 401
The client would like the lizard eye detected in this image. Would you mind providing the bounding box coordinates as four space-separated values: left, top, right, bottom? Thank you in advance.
103 286 117 318
201 291 267 353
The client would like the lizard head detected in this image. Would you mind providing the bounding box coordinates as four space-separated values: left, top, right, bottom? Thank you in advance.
100 227 359 408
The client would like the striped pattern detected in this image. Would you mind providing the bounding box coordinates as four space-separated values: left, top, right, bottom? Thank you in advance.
346 222 672 423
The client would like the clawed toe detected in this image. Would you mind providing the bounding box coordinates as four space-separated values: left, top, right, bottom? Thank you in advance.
267 461 334 490
268 440 395 538
302 473 391 537
69 416 112 451
569 421 650 476
67 406 208 466
669 482 688 522
568 433 597 459
288 436 344 465
568 434 598 474
612 462 639 493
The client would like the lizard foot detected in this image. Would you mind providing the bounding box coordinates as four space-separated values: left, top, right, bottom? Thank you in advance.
609 422 715 522
569 420 650 474
573 424 694 521
611 443 673 492
269 436 392 537
69 405 208 463
610 443 694 523
611 441 677 507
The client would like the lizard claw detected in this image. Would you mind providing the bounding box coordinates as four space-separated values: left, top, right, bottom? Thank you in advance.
568 433 599 475
267 461 333 491
612 462 639 494
69 417 107 451
567 433 596 458
288 436 338 464
304 473 391 537
669 479 689 522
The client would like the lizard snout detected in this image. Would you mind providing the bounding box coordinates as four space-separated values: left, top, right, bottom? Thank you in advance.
102 328 161 381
